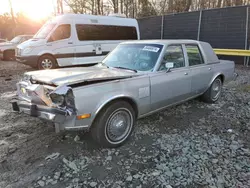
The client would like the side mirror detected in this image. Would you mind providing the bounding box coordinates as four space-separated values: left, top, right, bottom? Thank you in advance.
165 62 174 72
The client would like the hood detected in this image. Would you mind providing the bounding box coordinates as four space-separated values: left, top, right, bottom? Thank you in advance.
17 38 46 49
0 42 15 48
25 65 138 86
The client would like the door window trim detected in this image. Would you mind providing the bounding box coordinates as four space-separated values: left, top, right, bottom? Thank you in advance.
157 43 187 72
184 43 205 68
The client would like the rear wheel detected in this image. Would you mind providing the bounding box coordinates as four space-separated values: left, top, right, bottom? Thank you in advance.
91 101 136 148
201 77 222 103
38 55 57 70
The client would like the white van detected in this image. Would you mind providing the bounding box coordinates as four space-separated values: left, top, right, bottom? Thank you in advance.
16 14 140 69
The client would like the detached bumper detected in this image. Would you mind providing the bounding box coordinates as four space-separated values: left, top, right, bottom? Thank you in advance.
12 100 67 123
16 56 39 68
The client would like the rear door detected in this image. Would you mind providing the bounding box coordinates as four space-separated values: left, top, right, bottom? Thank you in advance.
185 44 213 95
47 23 75 67
150 44 192 111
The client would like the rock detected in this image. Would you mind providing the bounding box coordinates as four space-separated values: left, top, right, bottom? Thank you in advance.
54 172 61 180
115 151 119 156
45 152 60 161
141 148 146 152
152 171 161 176
165 170 173 177
212 159 219 164
106 156 112 161
42 176 46 181
74 135 80 142
63 158 79 172
126 176 133 181
166 185 173 188
136 185 142 188
90 182 97 187
133 174 140 179
37 180 45 187
108 150 112 155
235 164 241 171
51 180 57 185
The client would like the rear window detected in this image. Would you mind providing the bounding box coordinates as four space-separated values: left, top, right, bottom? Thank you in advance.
76 24 138 41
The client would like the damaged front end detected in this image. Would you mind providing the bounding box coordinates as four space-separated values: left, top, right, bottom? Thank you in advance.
12 75 77 132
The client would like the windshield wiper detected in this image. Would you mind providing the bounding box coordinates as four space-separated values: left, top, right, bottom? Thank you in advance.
113 66 137 73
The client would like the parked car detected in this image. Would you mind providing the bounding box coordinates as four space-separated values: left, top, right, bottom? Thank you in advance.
12 40 237 147
15 13 140 70
0 38 7 43
0 35 33 61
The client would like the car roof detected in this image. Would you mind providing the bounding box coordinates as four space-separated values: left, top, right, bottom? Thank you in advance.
121 39 201 45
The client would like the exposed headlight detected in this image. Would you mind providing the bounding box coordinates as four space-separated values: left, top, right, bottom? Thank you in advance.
23 47 33 54
65 89 75 107
50 93 65 106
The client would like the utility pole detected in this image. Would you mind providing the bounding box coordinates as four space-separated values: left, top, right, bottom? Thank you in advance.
8 0 16 37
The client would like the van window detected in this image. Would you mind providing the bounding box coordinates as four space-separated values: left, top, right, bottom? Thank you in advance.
76 24 137 41
48 24 71 42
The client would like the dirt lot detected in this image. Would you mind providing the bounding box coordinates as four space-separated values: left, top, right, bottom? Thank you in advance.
0 61 250 188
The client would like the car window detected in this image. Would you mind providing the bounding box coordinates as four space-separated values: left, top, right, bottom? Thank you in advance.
186 44 204 66
159 45 185 71
48 24 71 42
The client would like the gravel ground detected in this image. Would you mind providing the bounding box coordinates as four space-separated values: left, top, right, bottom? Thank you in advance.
0 61 250 188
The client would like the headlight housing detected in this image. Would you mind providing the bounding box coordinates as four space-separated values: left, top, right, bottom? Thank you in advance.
50 93 65 106
49 86 75 108
22 47 33 54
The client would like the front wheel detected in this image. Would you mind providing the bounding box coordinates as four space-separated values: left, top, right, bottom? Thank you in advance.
91 101 136 148
38 55 57 70
201 77 222 103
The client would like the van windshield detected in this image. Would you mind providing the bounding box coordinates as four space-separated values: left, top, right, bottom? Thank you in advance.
34 23 56 39
10 36 22 44
103 43 163 72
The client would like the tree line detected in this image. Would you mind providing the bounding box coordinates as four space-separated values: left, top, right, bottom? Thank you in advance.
0 0 249 40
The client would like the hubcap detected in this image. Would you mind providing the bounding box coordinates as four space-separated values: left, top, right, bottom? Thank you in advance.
41 59 53 69
211 79 222 100
105 108 133 144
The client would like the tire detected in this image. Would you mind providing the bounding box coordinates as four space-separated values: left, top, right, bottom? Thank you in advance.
38 55 58 70
201 77 222 103
91 101 136 148
3 50 15 61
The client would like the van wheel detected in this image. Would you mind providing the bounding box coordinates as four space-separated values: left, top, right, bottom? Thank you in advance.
38 55 57 70
3 50 15 61
91 101 136 148
201 77 222 103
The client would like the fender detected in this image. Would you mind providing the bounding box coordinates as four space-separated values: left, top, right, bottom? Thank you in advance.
207 72 224 91
37 50 55 57
93 94 138 120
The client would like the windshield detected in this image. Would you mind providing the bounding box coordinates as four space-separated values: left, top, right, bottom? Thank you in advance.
34 23 56 39
103 43 163 72
10 36 22 44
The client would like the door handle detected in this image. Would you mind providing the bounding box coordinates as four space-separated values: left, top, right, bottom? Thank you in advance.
208 67 211 70
68 42 73 44
184 72 188 75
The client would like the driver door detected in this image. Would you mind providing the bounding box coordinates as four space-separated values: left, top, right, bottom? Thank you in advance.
150 44 192 111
